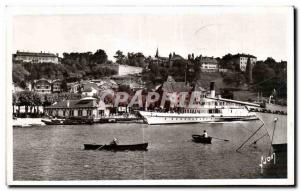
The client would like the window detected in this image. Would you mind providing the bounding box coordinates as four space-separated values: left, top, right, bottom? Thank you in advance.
70 110 74 116
87 110 92 116
78 110 82 116
63 110 66 116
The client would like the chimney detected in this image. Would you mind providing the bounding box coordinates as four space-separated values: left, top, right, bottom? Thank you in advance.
210 82 215 98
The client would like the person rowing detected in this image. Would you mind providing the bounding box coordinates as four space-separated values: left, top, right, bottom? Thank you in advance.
110 137 118 145
203 130 208 138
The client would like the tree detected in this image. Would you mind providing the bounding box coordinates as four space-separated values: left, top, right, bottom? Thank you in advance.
219 54 235 69
264 57 276 68
245 57 253 84
17 91 34 114
253 62 276 95
92 49 108 65
12 64 30 86
32 92 42 113
114 50 126 65
60 79 68 92
12 93 19 115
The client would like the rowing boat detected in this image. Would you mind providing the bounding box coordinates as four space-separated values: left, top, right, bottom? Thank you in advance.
42 118 93 125
84 143 148 151
192 134 212 144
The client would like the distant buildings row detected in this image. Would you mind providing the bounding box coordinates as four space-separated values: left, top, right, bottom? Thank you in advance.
12 50 257 73
154 49 257 73
13 75 146 96
12 79 63 94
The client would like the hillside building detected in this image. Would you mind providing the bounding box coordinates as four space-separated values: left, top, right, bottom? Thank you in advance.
200 57 219 72
233 54 257 72
13 51 61 64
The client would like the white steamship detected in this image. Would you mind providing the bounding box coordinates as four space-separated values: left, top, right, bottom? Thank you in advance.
139 82 260 125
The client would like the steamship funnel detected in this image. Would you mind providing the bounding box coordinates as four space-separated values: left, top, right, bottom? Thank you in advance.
210 81 215 98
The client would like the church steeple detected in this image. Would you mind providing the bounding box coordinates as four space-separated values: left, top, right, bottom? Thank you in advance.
155 48 159 58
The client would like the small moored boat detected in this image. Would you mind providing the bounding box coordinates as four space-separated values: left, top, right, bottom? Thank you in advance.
192 134 212 144
42 118 93 125
84 143 148 151
42 119 64 125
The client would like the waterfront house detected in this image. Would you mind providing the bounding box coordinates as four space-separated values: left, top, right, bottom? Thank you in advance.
33 79 52 94
33 79 64 94
67 82 81 94
44 97 110 119
52 79 62 93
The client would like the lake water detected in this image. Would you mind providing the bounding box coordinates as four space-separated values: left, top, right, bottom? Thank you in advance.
13 121 274 180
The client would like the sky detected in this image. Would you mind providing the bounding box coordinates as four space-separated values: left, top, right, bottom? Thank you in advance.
12 7 292 61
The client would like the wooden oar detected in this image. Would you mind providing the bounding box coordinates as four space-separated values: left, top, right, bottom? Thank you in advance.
210 137 229 141
97 144 106 150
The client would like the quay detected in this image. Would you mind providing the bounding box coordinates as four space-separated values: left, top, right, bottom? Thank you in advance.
256 103 288 178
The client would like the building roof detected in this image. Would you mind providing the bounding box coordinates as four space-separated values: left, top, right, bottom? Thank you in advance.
34 78 51 84
81 83 99 92
15 51 58 58
45 99 96 109
193 83 206 92
201 57 218 64
161 76 192 92
52 79 62 83
233 53 257 59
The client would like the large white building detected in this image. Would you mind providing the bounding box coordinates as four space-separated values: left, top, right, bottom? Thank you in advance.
118 65 143 76
234 54 257 72
13 51 61 64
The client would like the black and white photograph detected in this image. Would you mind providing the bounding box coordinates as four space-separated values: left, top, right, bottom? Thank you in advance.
6 5 294 186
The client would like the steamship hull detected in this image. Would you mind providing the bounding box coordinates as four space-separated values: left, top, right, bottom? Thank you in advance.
139 81 260 125
139 111 258 125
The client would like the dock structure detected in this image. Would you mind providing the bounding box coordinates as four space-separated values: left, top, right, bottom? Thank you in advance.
256 112 287 178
